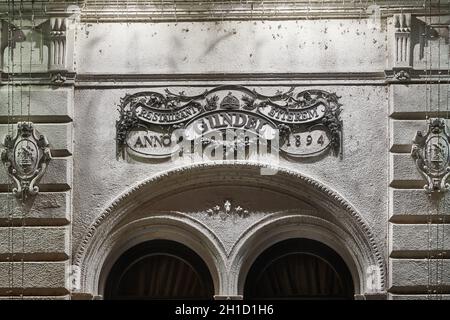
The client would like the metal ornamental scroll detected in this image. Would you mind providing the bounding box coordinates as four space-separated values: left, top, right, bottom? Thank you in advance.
116 86 343 161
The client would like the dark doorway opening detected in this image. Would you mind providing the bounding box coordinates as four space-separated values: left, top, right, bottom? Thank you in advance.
104 240 214 300
244 238 355 300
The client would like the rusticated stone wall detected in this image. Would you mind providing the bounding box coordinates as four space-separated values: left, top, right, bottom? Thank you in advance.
0 1 448 300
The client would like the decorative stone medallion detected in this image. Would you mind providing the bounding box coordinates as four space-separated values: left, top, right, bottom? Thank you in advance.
206 200 249 220
1 122 52 198
116 85 343 160
411 118 450 193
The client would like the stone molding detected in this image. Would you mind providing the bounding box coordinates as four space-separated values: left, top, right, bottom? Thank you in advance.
67 1 450 22
1 1 447 22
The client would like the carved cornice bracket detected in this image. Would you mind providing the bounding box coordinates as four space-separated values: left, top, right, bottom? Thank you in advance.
385 13 414 82
0 4 79 80
386 13 450 82
394 13 412 68
49 17 68 72
45 14 77 78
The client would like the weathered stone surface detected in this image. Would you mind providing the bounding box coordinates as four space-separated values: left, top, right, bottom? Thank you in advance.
72 85 390 255
0 158 72 189
390 84 449 118
391 224 450 256
0 124 73 156
2 3 448 301
0 262 68 290
39 158 72 187
390 189 450 222
390 153 424 187
77 20 385 74
390 120 427 153
0 227 69 258
0 87 73 122
0 192 71 224
389 259 450 292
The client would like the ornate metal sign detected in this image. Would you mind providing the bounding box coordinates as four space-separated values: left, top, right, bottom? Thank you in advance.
411 118 450 193
116 86 342 160
1 122 52 198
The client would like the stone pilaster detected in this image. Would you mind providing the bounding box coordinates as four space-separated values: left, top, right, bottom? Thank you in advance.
0 4 77 300
388 85 450 299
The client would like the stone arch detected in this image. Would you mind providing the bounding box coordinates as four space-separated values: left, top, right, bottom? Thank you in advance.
74 161 386 298
76 212 227 297
228 213 379 297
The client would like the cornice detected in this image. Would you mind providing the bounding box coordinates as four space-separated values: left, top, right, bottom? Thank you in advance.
0 1 448 22
2 71 450 87
74 72 387 87
0 72 77 86
79 1 450 23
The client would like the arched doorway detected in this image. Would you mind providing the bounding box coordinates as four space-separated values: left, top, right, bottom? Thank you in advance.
104 240 214 300
75 163 385 298
244 238 354 300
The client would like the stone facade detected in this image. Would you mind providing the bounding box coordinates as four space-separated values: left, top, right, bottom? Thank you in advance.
0 1 449 300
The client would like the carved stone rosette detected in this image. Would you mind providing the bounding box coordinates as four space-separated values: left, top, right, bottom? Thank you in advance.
411 119 450 193
1 122 52 198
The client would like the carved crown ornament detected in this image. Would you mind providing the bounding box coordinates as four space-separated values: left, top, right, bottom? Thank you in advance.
1 122 52 199
116 85 343 161
206 200 250 221
411 118 450 193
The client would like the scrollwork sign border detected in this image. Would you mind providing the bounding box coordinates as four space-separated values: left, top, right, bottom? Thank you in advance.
116 85 343 160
